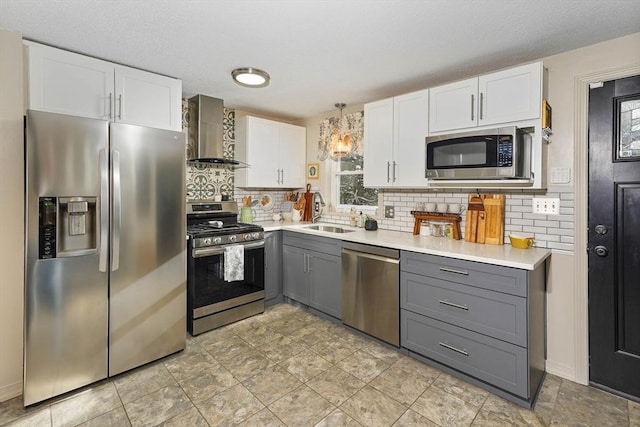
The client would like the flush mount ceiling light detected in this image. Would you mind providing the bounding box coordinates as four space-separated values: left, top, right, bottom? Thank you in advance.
231 67 270 88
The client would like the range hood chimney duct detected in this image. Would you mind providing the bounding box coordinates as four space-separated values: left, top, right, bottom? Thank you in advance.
188 94 239 165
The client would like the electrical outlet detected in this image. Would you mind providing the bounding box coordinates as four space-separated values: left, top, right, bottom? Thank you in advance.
384 205 395 218
532 197 560 215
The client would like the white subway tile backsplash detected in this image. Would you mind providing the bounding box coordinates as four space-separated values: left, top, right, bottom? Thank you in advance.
375 188 576 251
534 220 560 228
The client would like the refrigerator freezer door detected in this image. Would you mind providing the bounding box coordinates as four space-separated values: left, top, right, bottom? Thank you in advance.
24 111 109 406
108 123 186 376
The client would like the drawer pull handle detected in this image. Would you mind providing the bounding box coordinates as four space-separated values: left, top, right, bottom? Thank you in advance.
439 299 469 311
439 341 469 357
439 267 469 276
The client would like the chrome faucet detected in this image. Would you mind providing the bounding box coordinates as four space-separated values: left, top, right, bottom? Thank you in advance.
311 192 326 223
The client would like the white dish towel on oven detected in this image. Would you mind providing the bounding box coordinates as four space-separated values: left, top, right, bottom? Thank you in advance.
224 244 244 282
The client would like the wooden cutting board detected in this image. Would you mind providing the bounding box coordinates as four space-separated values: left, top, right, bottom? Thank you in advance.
464 194 484 242
483 195 505 245
476 211 487 243
303 183 313 221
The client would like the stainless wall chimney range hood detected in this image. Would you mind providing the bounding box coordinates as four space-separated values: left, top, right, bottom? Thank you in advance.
187 94 239 165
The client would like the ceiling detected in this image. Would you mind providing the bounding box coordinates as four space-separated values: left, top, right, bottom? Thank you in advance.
1 0 639 120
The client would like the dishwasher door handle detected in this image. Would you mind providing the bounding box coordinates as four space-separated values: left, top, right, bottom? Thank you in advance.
342 248 399 264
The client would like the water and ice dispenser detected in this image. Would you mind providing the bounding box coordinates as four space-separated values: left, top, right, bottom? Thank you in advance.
38 196 98 259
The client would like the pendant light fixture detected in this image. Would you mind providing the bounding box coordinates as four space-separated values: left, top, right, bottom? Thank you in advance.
231 67 270 88
318 103 358 161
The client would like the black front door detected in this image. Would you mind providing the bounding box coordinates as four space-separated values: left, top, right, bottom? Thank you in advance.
588 75 640 399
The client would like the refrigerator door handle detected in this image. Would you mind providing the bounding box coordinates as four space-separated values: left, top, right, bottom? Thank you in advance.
112 149 121 271
99 148 109 272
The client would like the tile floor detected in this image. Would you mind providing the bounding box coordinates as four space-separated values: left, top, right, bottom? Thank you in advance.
1 302 639 427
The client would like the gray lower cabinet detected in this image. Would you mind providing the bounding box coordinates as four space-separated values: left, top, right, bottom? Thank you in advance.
264 231 283 306
282 231 342 319
400 251 546 408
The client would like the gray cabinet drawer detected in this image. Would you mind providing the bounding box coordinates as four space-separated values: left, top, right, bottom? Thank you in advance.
283 231 341 256
401 251 527 297
401 272 527 346
401 309 528 398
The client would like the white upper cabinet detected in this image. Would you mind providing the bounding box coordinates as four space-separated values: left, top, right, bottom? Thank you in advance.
235 116 306 188
25 41 182 131
478 62 542 126
429 62 542 133
363 98 394 188
364 89 429 188
26 42 114 120
428 78 477 133
114 65 182 131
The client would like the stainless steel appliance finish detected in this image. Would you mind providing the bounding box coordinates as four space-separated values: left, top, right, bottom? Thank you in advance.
425 126 531 180
187 95 239 165
341 242 400 346
186 201 265 336
24 110 186 406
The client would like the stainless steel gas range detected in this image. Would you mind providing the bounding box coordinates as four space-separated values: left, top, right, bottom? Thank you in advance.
186 201 265 335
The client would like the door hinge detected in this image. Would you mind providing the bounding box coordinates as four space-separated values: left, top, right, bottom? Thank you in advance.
589 82 604 89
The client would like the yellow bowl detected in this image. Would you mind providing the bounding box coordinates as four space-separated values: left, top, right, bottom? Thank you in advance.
509 234 535 249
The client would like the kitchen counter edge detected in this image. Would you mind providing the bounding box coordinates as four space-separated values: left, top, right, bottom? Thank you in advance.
258 221 550 270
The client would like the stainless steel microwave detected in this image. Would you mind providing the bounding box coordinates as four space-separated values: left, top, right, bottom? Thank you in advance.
425 126 531 180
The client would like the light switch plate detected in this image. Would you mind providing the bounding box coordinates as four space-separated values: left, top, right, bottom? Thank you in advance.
532 197 560 215
384 205 395 218
550 167 571 184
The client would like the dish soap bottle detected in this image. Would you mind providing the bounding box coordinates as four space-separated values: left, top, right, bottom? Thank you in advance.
350 208 357 227
358 211 364 228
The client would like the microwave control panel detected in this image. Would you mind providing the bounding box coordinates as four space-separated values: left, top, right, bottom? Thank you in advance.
497 137 513 167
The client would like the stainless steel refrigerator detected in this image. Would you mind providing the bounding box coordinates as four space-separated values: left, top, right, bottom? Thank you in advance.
24 110 186 406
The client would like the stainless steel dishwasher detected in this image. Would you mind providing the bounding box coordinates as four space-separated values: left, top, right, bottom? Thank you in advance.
342 242 400 346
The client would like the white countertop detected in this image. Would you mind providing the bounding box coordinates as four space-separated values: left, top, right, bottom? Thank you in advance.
258 221 551 270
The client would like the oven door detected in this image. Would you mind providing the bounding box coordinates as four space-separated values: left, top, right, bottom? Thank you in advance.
189 241 265 316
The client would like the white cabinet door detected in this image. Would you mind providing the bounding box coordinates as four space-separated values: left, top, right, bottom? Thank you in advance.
429 77 478 133
394 89 429 187
279 123 306 188
363 98 394 187
26 41 114 120
243 116 281 186
114 65 182 131
478 62 542 126
235 116 305 188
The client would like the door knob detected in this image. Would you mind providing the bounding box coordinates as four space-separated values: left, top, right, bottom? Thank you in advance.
593 245 608 257
594 224 608 235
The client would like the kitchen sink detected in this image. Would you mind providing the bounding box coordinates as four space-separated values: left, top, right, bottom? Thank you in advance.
305 224 355 233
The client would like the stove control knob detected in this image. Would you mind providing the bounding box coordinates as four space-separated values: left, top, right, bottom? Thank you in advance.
213 237 222 244
229 235 237 242
203 238 212 246
252 232 260 239
244 233 252 241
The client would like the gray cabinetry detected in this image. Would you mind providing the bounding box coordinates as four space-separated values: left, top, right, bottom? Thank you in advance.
400 251 545 408
282 231 341 319
264 231 283 306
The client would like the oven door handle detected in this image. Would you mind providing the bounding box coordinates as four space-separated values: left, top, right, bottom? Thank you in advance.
192 241 265 258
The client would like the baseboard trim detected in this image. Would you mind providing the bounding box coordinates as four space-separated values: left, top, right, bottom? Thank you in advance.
0 380 22 403
545 360 576 382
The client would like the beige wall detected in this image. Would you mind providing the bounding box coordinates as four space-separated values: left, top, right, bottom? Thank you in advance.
0 28 25 402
